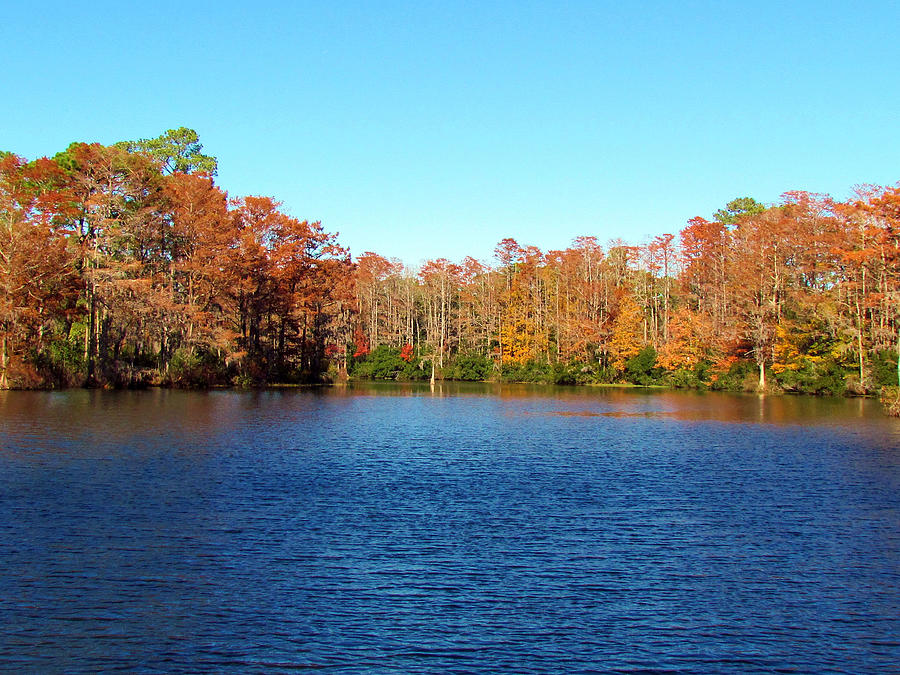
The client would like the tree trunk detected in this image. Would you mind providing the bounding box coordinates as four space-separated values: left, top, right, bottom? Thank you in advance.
856 296 865 386
0 333 8 389
439 277 446 368
86 286 96 383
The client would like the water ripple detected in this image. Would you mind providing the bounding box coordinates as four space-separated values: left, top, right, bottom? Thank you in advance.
1 387 898 673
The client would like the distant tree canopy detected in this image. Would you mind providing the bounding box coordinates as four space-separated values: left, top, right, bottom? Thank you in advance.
2 131 899 401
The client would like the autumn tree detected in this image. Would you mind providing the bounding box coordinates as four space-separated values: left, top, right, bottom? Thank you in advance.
419 258 458 369
355 251 404 350
494 239 548 365
269 214 350 378
0 155 76 387
163 172 238 360
658 307 717 373
648 233 676 342
679 216 730 325
859 184 900 387
608 292 644 372
53 142 169 384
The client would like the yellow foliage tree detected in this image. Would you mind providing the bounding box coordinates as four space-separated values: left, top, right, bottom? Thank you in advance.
498 285 547 364
609 293 643 370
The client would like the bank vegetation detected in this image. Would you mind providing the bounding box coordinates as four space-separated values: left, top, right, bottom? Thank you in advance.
2 130 899 413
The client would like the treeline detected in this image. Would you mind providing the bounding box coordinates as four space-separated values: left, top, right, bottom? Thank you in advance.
352 195 900 400
1 129 354 389
2 129 899 403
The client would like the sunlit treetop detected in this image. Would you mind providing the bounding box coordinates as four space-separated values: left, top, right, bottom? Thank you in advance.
714 197 766 225
116 127 218 176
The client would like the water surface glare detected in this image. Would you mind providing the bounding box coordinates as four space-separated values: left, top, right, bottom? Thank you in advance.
1 384 899 673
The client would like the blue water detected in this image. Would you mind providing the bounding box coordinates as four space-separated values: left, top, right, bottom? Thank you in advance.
1 385 899 673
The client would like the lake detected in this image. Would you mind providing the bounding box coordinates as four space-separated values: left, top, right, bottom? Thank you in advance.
1 384 898 673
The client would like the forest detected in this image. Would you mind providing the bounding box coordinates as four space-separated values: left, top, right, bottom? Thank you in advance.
2 129 899 410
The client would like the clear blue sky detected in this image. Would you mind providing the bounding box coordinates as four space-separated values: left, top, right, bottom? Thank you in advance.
3 1 898 266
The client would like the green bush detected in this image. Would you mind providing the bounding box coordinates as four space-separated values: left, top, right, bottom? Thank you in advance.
350 345 430 380
774 358 848 396
169 347 227 388
446 353 494 381
400 357 430 381
563 360 602 385
500 360 551 383
667 367 705 389
350 344 404 379
594 363 618 384
624 346 662 385
550 362 577 385
34 333 85 387
872 350 899 388
710 359 756 391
